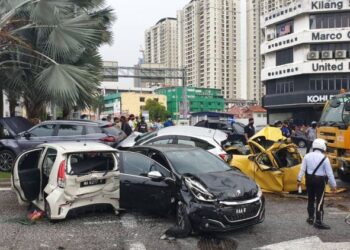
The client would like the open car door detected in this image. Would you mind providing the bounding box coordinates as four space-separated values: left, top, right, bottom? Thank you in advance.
253 152 283 192
12 148 43 205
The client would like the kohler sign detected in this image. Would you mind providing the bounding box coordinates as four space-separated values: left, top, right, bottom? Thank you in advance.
307 95 334 103
311 0 344 10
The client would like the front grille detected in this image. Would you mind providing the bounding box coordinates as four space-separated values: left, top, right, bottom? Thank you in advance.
224 201 261 222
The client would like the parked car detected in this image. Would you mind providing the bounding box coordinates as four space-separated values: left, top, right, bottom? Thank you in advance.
194 120 246 144
117 126 229 161
291 131 307 148
12 142 120 220
124 145 265 234
0 119 126 171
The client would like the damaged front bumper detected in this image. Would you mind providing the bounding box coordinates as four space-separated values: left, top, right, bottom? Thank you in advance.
186 196 265 232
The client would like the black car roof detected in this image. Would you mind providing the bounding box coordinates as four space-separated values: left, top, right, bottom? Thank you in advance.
133 144 196 152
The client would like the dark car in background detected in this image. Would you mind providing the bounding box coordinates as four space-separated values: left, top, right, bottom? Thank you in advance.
291 131 307 148
121 145 264 235
195 120 247 144
0 119 126 171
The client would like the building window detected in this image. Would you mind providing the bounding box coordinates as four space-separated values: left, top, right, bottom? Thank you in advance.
276 48 293 66
276 20 293 37
276 80 294 94
310 43 350 54
140 97 145 102
309 75 350 91
310 12 350 29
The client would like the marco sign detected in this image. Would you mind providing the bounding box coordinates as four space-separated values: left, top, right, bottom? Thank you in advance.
307 95 334 103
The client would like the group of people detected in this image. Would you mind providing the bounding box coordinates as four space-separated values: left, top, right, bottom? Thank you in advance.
103 114 174 136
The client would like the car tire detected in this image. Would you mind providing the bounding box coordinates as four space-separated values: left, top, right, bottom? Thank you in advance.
298 140 306 148
0 149 15 172
337 169 350 183
176 202 192 237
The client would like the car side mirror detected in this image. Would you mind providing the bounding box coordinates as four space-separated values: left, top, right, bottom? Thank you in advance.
23 131 31 139
147 171 163 181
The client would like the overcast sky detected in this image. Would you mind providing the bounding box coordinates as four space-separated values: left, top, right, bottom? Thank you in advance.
99 0 247 98
99 0 189 66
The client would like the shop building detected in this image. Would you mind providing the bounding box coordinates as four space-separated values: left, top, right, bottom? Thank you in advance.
261 0 350 124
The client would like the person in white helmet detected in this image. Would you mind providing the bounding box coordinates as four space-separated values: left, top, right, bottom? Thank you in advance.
297 138 337 229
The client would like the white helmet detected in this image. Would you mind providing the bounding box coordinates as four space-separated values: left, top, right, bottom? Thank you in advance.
312 138 327 152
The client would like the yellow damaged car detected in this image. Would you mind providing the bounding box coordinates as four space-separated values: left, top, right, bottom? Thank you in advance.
228 127 306 193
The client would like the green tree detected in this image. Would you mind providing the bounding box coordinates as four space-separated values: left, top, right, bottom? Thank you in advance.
0 0 115 118
144 99 170 122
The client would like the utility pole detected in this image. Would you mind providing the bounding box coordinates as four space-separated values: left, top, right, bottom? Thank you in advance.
182 67 188 119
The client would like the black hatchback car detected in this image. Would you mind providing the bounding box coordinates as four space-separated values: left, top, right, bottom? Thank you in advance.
120 145 265 234
0 119 126 171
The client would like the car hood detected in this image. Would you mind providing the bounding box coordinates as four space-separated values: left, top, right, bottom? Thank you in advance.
249 126 285 143
185 170 258 201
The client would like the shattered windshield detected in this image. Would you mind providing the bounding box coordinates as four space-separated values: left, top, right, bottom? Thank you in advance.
273 147 301 168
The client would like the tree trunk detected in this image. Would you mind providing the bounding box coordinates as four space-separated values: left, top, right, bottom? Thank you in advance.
62 106 71 119
8 95 17 117
23 97 46 120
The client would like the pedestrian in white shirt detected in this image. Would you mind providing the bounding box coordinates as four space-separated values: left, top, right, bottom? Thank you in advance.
297 138 337 229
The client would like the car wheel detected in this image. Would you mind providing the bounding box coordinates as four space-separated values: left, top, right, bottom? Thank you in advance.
298 140 306 148
0 150 15 172
337 169 350 182
176 202 192 237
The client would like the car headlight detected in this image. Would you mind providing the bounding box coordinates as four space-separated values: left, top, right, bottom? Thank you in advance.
257 185 263 198
184 177 216 202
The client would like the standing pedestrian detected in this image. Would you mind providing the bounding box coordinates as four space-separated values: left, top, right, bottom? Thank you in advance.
120 116 132 136
164 116 174 127
114 117 121 129
106 115 112 123
306 121 317 153
281 121 291 138
244 118 255 144
153 118 163 131
297 138 337 229
136 116 148 133
128 114 135 130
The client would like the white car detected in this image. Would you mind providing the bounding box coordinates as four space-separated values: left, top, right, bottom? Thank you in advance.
12 142 120 220
118 126 229 160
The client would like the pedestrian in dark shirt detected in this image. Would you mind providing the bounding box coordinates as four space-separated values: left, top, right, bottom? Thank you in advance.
120 116 132 136
136 116 148 133
244 118 255 143
281 120 291 138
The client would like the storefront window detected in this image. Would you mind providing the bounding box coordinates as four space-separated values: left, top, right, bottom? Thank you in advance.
310 12 350 29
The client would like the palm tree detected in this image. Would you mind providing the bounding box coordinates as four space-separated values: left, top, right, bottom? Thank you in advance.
0 0 115 118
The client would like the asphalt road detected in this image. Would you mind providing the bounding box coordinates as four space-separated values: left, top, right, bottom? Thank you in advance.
0 188 349 250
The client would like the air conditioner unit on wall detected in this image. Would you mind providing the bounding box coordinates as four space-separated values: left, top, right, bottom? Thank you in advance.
307 51 320 60
321 50 333 59
335 50 347 59
267 33 275 41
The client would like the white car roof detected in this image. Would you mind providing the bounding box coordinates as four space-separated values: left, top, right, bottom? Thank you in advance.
39 142 117 153
157 126 227 142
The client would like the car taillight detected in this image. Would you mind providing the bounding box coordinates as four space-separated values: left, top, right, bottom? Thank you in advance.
219 153 229 161
100 136 117 142
57 160 66 188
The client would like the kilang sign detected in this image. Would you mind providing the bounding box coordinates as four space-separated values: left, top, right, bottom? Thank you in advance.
311 0 344 10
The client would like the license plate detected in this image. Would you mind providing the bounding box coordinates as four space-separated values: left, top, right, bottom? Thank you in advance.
80 179 106 187
235 207 247 215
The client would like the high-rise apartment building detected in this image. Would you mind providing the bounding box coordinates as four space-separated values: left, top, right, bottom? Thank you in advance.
246 0 263 103
177 0 241 100
144 17 178 68
261 0 350 123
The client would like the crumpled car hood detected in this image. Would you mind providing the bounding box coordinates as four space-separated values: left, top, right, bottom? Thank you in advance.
187 170 258 201
250 126 285 144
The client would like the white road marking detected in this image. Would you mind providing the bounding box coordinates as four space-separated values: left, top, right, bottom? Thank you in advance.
120 214 137 229
129 242 146 250
0 188 11 191
255 236 350 250
328 212 349 215
83 220 118 225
